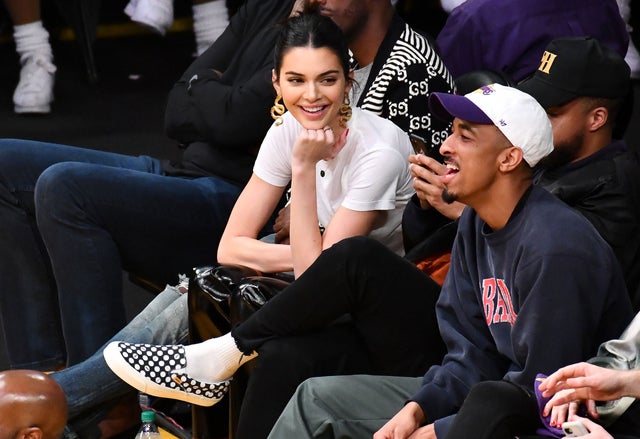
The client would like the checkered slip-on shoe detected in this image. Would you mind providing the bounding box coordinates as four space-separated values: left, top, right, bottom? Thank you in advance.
103 341 230 407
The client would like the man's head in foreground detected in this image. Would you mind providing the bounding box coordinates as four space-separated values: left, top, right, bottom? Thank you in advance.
0 370 67 439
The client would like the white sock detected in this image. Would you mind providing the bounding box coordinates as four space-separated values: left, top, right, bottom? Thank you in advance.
192 0 229 55
13 21 53 64
183 333 257 383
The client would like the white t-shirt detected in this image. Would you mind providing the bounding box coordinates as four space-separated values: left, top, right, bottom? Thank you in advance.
253 107 414 255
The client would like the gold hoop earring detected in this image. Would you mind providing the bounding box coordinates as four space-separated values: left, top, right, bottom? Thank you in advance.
270 94 286 126
338 93 352 128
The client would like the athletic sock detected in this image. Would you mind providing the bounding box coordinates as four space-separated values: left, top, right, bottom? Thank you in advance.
13 21 53 63
183 333 257 383
192 0 228 55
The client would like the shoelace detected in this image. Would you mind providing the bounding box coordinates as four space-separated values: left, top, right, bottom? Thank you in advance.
18 55 56 92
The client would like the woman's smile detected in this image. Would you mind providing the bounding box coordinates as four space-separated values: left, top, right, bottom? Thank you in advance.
298 104 330 122
300 105 327 114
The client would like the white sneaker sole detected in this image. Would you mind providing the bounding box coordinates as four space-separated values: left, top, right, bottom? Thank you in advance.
14 103 51 114
103 342 225 407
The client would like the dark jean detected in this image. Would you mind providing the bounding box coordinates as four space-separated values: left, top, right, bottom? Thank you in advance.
230 236 446 439
0 138 242 369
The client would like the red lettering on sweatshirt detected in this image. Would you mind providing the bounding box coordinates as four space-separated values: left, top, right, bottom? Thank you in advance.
482 278 518 326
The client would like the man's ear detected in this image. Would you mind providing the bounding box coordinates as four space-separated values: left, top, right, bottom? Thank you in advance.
16 427 42 439
588 106 608 132
499 146 524 172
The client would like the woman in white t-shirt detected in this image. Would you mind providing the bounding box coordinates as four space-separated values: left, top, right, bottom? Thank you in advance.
103 8 416 413
216 8 414 278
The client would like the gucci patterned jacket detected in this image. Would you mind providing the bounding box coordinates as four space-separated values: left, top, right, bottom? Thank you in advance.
356 13 456 158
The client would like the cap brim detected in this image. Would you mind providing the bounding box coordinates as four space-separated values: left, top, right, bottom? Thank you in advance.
429 92 492 124
517 76 577 108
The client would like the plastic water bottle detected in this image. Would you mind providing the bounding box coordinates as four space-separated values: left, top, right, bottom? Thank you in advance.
136 410 161 439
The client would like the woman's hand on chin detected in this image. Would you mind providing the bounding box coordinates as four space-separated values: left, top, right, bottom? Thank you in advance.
324 127 349 160
292 126 347 166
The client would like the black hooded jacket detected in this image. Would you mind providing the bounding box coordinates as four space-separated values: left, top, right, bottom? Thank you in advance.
162 0 295 187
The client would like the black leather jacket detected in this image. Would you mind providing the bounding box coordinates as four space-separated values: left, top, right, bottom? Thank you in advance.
536 141 640 309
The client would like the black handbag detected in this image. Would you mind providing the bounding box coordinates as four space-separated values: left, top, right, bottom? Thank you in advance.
229 274 293 325
188 264 262 337
188 265 293 333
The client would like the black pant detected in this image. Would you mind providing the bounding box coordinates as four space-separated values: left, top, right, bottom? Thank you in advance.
231 236 445 438
444 380 541 439
444 380 640 439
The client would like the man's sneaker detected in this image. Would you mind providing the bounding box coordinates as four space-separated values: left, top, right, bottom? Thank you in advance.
13 53 56 114
124 0 174 35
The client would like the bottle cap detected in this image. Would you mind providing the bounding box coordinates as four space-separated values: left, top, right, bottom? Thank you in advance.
141 411 156 423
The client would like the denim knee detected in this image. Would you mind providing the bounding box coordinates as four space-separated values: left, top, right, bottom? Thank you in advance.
34 162 95 227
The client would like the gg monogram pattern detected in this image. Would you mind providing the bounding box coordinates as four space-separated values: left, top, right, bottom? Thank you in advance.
357 21 455 159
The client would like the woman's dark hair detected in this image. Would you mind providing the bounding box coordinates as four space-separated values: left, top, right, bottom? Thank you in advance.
273 8 351 81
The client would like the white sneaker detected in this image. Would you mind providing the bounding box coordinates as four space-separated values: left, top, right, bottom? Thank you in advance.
123 0 139 17
13 53 56 114
124 0 174 35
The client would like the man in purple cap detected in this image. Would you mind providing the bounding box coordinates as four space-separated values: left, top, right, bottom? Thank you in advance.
403 37 640 308
412 37 640 439
266 84 634 439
